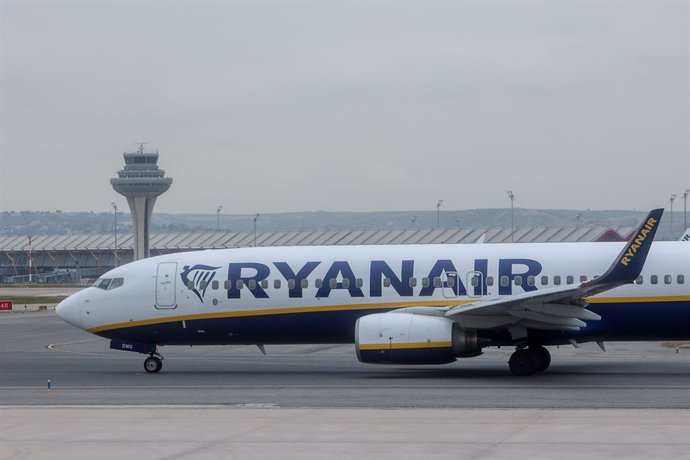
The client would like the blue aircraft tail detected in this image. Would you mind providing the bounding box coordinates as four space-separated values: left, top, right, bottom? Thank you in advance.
592 208 664 286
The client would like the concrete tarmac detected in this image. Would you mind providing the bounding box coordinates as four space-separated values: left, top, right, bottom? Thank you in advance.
3 312 690 459
2 313 690 408
2 407 690 459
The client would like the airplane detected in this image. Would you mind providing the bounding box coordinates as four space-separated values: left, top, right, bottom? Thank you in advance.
56 208 690 376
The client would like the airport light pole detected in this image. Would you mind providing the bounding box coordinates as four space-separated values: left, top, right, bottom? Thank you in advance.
253 214 260 247
507 191 515 242
683 189 690 231
216 205 223 231
669 194 676 238
436 200 443 228
28 235 32 284
111 202 118 267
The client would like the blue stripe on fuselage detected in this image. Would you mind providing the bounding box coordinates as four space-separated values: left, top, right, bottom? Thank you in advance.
95 300 690 346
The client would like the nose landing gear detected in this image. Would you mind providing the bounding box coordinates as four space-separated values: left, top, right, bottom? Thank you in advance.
508 345 551 376
144 349 164 373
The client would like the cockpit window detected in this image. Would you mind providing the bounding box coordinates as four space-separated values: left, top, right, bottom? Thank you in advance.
109 278 124 290
94 277 124 290
95 278 112 290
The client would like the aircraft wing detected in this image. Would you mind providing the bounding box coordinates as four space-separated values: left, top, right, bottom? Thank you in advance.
402 208 664 332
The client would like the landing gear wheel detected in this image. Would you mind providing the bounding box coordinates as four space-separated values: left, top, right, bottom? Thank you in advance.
144 356 162 373
527 347 545 371
534 346 551 372
509 349 536 376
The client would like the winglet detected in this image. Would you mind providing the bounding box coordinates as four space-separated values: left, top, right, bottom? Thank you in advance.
591 208 663 286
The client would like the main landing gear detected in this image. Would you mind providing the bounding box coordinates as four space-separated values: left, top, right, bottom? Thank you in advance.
144 349 164 374
509 345 551 376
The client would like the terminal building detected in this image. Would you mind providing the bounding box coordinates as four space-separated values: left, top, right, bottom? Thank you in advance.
0 225 635 283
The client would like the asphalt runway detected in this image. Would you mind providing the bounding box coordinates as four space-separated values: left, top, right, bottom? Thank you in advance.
2 312 690 408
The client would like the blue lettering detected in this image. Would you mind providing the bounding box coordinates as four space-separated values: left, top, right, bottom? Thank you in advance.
498 258 542 295
419 260 466 296
369 260 414 297
315 261 364 298
273 261 320 298
227 262 270 299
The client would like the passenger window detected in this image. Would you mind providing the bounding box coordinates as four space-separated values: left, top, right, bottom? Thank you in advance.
315 279 322 288
664 275 672 285
422 277 430 288
288 279 296 289
447 277 455 287
471 276 479 287
211 280 219 290
540 276 548 286
301 279 308 289
514 275 522 286
235 280 243 289
554 276 561 286
500 276 509 287
487 276 494 286
261 280 268 289
188 280 195 290
200 280 208 290
566 276 574 285
678 275 685 285
433 277 442 288
248 279 257 290
356 278 364 288
329 279 337 289
109 278 124 290
383 278 391 287
650 275 658 285
580 275 588 283
274 279 281 289
409 277 417 288
342 278 350 289
527 275 535 287
224 280 231 290
635 276 643 285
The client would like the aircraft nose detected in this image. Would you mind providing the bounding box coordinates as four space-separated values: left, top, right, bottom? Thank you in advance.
56 292 82 328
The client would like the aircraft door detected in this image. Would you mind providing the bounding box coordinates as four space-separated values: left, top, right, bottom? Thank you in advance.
466 271 483 298
442 271 458 298
156 262 177 309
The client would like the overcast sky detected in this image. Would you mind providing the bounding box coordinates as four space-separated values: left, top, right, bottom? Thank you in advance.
1 0 688 214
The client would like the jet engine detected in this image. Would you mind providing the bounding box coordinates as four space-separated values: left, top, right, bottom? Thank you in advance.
355 312 480 365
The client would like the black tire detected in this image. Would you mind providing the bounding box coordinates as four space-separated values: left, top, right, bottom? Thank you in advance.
509 349 536 376
527 347 545 371
535 346 551 372
144 356 162 373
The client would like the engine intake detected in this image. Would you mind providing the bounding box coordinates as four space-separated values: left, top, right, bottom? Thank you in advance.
355 312 479 365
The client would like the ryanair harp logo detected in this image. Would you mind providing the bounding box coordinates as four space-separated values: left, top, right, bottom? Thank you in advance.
620 216 658 266
180 264 221 302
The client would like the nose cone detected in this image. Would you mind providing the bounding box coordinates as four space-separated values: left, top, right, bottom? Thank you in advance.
56 292 82 328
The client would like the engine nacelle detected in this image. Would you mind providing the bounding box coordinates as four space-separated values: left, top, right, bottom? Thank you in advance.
355 312 479 365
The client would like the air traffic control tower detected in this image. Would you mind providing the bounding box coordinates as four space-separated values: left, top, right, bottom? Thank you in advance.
111 143 173 260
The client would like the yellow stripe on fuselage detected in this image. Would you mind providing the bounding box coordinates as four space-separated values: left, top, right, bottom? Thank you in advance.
587 296 690 304
87 295 690 334
87 299 473 334
358 341 452 350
